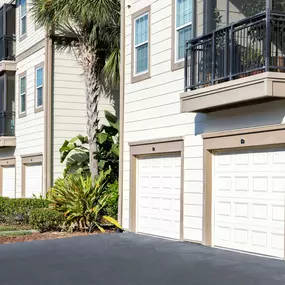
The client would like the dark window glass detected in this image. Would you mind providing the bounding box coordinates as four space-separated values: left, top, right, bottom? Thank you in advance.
272 0 285 12
204 0 266 34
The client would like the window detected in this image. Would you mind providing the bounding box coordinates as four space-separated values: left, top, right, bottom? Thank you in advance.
35 66 43 110
20 0 27 37
19 75 26 116
134 13 149 75
175 0 192 61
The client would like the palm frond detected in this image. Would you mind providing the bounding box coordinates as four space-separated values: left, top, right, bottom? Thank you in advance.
103 46 120 87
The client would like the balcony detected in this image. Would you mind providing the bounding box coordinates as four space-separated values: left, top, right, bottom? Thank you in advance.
0 4 16 73
181 8 285 113
0 36 16 72
0 111 15 147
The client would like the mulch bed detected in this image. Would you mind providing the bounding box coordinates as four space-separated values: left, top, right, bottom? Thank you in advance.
0 230 115 244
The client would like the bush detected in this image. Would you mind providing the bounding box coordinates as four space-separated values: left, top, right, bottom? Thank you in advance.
48 170 122 232
104 181 119 218
0 197 50 224
29 208 64 232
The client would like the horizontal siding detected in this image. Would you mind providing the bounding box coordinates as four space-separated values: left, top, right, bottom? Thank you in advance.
52 49 86 181
122 0 285 244
16 0 46 56
15 47 45 197
122 0 204 240
52 49 119 181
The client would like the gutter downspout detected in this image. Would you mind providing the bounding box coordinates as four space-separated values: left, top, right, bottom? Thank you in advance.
118 0 125 225
43 34 53 195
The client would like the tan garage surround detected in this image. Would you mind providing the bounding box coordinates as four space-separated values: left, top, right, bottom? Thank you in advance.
128 137 184 240
0 157 16 196
21 154 43 198
202 124 285 258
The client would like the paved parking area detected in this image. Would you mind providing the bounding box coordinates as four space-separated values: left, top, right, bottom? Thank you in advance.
0 233 284 285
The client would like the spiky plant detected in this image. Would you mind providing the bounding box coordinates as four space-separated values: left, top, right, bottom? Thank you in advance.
47 170 122 232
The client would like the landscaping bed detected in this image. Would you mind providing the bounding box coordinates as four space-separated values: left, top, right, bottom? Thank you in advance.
0 156 121 245
0 230 115 244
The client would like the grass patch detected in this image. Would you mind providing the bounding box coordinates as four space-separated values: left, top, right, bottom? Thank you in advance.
0 225 33 232
0 230 34 237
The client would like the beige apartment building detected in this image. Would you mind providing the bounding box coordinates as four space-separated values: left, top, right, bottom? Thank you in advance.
119 0 285 259
0 0 118 198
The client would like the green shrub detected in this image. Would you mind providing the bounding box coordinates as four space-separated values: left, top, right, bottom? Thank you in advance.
29 208 64 232
0 197 50 224
48 170 122 232
95 110 119 183
59 111 119 181
104 181 119 218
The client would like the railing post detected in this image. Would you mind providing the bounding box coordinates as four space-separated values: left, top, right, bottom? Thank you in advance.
190 43 195 90
12 112 15 136
184 42 188 92
211 31 216 85
2 112 5 136
2 4 6 61
265 0 271 71
229 25 234 80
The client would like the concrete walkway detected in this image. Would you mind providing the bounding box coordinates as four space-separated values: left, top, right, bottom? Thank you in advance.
0 233 284 285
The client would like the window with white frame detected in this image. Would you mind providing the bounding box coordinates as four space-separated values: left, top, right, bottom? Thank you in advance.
175 0 193 61
134 13 149 75
36 66 43 108
20 75 26 114
20 0 27 37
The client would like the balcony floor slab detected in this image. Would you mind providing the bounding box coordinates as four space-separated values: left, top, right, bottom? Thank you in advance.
181 72 285 113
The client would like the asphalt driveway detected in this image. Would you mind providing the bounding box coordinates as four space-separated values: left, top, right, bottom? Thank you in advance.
0 233 284 285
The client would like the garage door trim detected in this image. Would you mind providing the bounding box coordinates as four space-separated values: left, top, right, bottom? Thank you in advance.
129 138 184 240
0 157 16 197
202 124 285 259
21 154 43 197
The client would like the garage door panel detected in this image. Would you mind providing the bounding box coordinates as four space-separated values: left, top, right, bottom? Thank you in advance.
137 154 181 240
216 224 284 256
2 166 15 198
216 149 285 171
216 200 284 227
216 175 285 200
25 164 43 198
272 176 285 193
214 149 285 258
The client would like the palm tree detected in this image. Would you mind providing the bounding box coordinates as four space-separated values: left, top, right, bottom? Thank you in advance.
31 0 120 178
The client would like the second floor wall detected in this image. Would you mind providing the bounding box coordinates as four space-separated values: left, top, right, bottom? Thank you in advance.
16 0 45 56
126 0 203 87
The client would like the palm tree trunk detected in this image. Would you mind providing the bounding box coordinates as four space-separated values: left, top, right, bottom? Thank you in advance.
80 45 100 178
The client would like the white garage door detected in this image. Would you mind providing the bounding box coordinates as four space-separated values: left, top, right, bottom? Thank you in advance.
214 148 285 258
25 163 43 198
2 166 15 198
137 154 181 239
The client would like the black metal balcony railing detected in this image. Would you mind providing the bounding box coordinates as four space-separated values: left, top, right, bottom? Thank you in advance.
185 11 285 91
0 111 15 136
0 36 15 61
